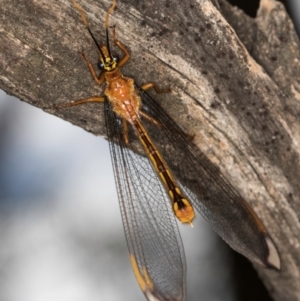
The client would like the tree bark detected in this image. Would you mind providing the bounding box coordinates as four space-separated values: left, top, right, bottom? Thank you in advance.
0 0 300 300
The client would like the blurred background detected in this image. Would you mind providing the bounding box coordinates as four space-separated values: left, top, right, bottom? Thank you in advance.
0 1 298 301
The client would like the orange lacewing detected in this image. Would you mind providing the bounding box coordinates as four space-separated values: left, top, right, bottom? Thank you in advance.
55 1 281 300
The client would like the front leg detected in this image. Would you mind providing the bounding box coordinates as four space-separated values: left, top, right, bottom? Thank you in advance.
111 25 130 68
81 51 105 85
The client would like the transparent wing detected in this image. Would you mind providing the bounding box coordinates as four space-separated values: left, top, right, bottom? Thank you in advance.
104 100 187 301
136 86 280 270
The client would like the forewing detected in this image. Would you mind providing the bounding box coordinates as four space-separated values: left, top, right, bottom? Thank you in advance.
138 87 280 270
104 99 187 301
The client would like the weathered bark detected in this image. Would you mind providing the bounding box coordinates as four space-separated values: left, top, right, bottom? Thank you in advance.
0 0 299 300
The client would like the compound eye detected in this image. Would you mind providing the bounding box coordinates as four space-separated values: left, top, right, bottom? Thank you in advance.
98 61 104 70
113 55 119 63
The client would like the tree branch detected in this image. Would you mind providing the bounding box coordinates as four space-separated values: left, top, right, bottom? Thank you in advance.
1 0 300 300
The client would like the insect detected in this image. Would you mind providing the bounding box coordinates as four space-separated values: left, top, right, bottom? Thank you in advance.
55 1 281 300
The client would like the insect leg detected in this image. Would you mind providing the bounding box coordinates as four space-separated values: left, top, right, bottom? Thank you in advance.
139 82 171 126
140 84 194 140
122 118 129 145
139 111 160 127
111 26 130 67
141 82 171 94
81 52 106 85
54 96 105 110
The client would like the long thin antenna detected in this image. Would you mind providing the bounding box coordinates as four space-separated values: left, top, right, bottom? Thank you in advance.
105 0 117 60
105 0 116 29
73 0 105 60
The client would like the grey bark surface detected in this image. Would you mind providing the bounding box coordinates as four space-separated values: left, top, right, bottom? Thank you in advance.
0 0 300 300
